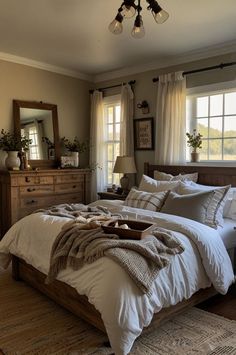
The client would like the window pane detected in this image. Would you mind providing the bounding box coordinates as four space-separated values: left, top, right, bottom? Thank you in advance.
200 140 208 160
108 107 113 123
197 118 208 138
108 124 113 140
197 97 208 117
224 116 236 138
225 92 236 115
115 106 121 123
115 123 120 140
107 144 113 161
209 117 222 138
224 139 236 160
107 162 113 184
210 94 223 116
114 142 120 157
209 139 222 160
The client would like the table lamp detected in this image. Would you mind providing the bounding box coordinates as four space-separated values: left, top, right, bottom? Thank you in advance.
113 156 137 194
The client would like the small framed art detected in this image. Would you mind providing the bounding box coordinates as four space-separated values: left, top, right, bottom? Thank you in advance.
134 117 154 150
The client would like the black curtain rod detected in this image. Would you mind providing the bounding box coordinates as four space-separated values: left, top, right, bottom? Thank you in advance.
89 80 136 94
152 61 236 83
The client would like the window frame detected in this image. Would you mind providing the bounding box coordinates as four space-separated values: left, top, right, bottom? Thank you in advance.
186 80 236 165
103 94 121 187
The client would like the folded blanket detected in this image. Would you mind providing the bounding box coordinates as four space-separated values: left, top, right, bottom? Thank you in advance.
45 205 184 296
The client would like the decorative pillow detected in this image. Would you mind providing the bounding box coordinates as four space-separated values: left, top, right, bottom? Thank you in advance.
138 174 179 193
177 181 231 228
161 190 215 225
154 170 198 183
124 188 169 212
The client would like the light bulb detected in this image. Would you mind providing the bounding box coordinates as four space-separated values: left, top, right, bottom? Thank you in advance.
131 15 145 39
152 9 169 24
108 13 124 34
121 4 136 18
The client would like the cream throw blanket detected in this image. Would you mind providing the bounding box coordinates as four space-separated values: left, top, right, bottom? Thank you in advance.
43 204 184 296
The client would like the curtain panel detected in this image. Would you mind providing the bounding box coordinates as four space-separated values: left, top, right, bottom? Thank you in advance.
89 90 106 202
120 84 134 156
155 71 186 165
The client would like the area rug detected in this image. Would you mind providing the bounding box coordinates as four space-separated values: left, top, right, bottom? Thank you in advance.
0 269 236 354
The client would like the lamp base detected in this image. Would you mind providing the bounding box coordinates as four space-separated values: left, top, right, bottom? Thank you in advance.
120 174 129 194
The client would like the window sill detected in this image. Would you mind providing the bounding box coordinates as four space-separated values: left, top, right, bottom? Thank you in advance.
186 161 236 167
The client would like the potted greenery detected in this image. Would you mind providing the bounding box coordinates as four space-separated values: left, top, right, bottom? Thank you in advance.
0 129 32 169
186 129 203 162
61 136 89 167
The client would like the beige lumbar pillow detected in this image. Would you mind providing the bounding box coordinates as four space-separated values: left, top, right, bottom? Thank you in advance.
124 188 169 212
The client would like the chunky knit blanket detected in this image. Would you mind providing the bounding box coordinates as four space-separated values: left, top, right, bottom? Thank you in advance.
44 204 184 296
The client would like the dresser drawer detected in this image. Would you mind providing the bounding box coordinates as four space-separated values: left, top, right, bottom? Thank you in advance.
54 192 84 204
54 174 84 184
54 182 84 194
20 185 54 195
20 195 55 209
18 175 54 186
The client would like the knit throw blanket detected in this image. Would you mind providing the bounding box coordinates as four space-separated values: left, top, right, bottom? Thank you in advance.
43 204 184 296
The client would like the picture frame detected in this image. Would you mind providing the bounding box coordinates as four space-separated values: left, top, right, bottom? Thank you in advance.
134 117 154 150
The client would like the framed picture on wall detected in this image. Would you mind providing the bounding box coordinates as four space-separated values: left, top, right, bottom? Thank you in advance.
134 117 154 150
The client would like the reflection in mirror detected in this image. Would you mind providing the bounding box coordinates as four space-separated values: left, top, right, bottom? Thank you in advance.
20 108 54 160
13 100 60 168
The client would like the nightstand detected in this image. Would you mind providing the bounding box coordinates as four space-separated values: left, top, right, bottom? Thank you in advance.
97 192 127 200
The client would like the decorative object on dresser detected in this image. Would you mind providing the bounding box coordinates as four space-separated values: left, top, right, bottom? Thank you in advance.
61 136 89 168
113 155 137 194
0 168 91 238
97 191 127 200
134 117 154 150
186 129 203 163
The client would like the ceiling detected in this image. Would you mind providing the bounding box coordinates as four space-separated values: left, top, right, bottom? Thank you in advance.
0 0 235 82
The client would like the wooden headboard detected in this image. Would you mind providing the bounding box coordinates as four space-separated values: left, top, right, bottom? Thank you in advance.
144 163 236 187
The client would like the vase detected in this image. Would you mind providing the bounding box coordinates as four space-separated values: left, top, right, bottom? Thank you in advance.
70 151 79 167
5 151 21 170
191 151 200 163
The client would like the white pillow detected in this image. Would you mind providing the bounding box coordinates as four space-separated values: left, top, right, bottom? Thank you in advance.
138 174 179 193
124 188 169 212
177 181 230 228
154 170 198 183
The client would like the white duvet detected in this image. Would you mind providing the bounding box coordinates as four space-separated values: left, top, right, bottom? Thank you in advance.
0 200 235 355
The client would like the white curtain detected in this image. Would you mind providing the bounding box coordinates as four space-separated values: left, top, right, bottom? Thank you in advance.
90 90 106 202
155 71 186 165
34 120 44 159
120 84 134 156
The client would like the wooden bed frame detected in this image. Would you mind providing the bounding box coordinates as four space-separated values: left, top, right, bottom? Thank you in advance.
11 164 236 339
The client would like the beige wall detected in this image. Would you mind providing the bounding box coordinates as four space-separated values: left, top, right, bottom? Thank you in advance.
0 60 92 168
96 52 236 183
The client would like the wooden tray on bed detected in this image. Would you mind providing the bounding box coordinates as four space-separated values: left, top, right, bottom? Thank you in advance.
102 219 154 240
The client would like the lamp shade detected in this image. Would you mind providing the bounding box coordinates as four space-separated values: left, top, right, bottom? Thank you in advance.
113 156 137 174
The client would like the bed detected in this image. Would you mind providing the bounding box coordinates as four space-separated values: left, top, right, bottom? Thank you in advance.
0 163 235 355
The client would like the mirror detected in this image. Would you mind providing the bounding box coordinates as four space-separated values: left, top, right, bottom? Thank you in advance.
13 100 60 168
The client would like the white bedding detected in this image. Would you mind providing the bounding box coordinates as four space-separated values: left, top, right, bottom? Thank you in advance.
218 218 236 249
0 200 234 355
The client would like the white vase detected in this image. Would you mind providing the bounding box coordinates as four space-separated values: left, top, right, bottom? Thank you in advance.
70 151 79 167
5 151 21 170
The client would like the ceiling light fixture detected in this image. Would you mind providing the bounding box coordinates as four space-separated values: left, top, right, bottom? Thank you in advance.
108 0 169 39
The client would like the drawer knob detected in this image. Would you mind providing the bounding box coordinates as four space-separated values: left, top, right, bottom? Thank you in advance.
26 200 37 205
27 188 36 192
25 177 31 183
73 185 76 188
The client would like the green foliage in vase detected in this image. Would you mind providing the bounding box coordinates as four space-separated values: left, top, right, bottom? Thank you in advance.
61 136 89 153
0 129 32 152
186 129 203 151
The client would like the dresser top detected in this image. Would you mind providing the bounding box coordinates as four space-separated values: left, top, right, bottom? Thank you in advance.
0 168 91 176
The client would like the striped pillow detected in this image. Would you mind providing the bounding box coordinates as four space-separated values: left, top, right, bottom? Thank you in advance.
124 188 169 212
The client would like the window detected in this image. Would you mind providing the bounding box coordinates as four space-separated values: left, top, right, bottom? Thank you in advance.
21 124 41 159
187 87 236 161
103 96 121 186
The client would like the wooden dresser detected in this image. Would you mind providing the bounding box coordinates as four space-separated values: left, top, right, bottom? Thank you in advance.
0 168 91 238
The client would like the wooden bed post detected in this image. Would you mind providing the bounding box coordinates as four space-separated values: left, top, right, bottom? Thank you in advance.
12 256 20 281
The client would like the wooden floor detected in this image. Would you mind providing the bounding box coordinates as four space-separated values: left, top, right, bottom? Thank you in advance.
198 283 236 320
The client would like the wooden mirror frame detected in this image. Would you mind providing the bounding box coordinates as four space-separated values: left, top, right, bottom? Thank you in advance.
13 100 60 169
